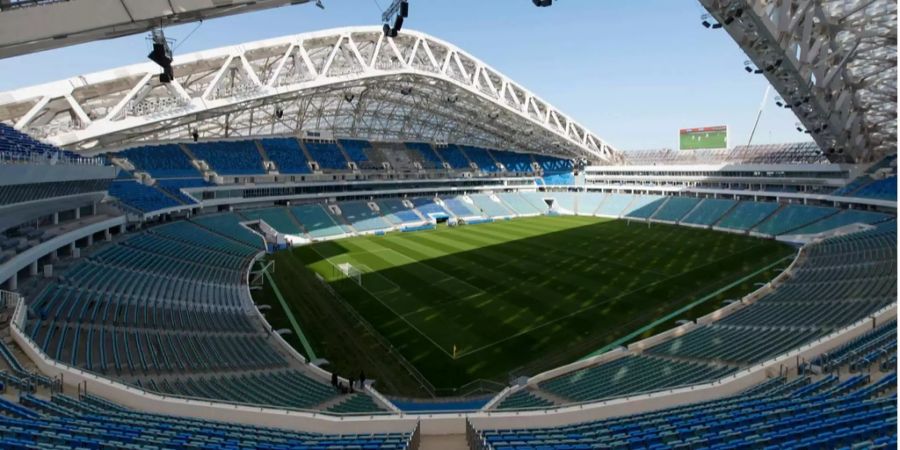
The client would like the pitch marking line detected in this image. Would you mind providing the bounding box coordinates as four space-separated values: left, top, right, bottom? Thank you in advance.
308 245 456 359
362 247 488 296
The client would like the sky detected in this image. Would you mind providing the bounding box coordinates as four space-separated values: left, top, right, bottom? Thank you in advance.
0 0 811 151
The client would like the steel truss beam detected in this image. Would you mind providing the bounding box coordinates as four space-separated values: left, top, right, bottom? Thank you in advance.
700 0 896 163
0 27 619 162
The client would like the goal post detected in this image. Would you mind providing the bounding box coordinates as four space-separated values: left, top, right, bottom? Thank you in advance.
336 262 363 286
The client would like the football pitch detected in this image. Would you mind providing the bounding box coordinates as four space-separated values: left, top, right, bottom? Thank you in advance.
260 216 794 395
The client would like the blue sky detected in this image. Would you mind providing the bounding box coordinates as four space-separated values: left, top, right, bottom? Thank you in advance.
0 0 810 151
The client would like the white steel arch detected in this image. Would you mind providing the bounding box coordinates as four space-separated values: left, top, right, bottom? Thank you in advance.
700 0 897 163
0 27 619 162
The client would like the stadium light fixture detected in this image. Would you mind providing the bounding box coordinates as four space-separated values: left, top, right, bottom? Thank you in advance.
700 14 722 29
147 28 174 83
382 0 409 37
532 0 553 7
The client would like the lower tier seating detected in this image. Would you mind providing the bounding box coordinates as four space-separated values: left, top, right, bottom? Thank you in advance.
0 392 410 448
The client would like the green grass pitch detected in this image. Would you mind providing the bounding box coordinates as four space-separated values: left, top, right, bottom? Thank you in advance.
256 216 793 395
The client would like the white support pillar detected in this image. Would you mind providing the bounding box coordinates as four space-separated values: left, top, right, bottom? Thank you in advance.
69 242 77 256
30 261 39 277
50 249 59 262
74 207 81 220
6 274 16 291
119 224 126 234
86 235 93 246
105 229 112 241
52 212 59 225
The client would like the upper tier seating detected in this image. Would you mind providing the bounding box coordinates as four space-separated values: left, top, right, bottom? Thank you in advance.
0 179 110 206
0 124 98 164
187 141 265 175
405 142 444 169
155 178 209 205
118 144 199 178
716 201 780 230
442 196 481 218
752 204 838 235
652 196 700 222
539 354 735 403
412 197 451 218
461 146 500 172
260 138 310 174
853 176 897 201
541 173 575 185
290 204 346 238
492 150 534 173
339 139 375 169
533 154 573 173
624 142 827 165
339 201 391 232
437 145 471 170
680 198 736 226
304 141 349 170
470 194 514 218
476 373 896 449
239 208 303 235
0 393 409 448
496 193 542 215
107 180 180 213
790 210 890 235
647 325 824 364
378 199 423 225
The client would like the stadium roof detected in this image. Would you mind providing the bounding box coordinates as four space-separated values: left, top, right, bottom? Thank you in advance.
700 0 897 164
0 0 312 59
0 26 619 162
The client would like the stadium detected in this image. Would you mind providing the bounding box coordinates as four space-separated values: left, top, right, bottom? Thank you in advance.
0 1 896 449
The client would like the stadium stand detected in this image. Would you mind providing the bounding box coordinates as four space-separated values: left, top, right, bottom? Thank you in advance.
473 373 896 449
538 354 735 403
496 193 542 216
492 150 534 173
378 199 424 225
191 213 265 249
623 142 827 165
187 141 266 175
853 176 897 201
411 197 451 219
623 195 666 218
338 139 380 169
680 198 737 226
533 154 573 173
260 138 311 174
574 193 606 215
518 192 552 214
405 142 444 169
752 204 838 236
0 124 99 164
789 210 890 235
290 204 346 239
0 180 110 206
437 145 472 170
304 141 349 170
118 144 200 178
715 201 780 230
107 180 181 213
461 146 500 173
595 193 634 217
810 321 896 373
154 178 208 205
239 208 304 235
651 196 700 222
339 201 392 232
442 196 481 218
495 390 554 410
0 392 410 447
469 194 514 218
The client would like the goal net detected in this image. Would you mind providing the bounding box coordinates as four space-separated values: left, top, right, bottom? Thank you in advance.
336 262 363 286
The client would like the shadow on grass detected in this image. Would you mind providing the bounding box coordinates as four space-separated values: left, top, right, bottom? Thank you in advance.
277 217 794 395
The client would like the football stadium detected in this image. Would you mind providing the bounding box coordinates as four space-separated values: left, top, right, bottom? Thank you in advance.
0 1 896 448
